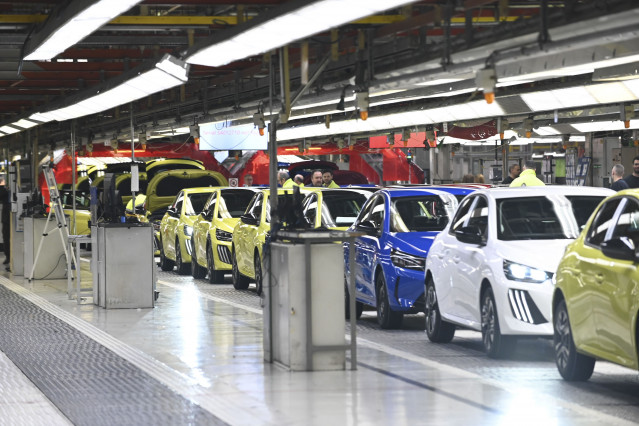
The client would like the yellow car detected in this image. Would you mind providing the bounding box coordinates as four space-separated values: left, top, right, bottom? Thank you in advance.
191 188 259 283
158 187 218 274
60 189 91 235
145 158 204 181
232 188 312 294
553 189 639 381
301 188 372 230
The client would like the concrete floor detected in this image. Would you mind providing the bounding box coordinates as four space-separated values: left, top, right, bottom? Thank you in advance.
1 253 638 425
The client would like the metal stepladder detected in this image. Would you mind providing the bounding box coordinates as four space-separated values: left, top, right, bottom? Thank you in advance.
28 165 78 285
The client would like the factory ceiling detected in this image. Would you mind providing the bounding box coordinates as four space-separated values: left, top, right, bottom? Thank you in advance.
0 0 638 149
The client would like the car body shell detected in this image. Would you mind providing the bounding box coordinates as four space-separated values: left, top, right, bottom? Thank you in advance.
159 187 219 266
344 187 467 315
553 188 639 371
191 187 259 274
232 188 311 281
301 188 373 230
426 186 614 337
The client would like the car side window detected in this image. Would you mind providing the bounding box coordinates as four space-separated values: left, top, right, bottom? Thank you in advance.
304 194 318 226
467 197 489 236
206 193 218 218
251 194 264 220
610 198 639 247
355 195 378 226
367 197 385 230
586 198 622 246
450 195 475 234
171 191 184 211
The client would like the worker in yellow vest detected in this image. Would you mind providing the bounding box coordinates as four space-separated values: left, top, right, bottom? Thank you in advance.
510 161 545 187
322 169 339 188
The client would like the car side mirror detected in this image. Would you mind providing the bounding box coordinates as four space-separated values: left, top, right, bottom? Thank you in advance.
455 226 485 246
356 220 378 235
240 213 258 226
601 237 636 262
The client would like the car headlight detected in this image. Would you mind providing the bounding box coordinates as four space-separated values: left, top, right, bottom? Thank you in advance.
216 228 233 241
503 260 552 283
183 225 193 237
390 248 425 270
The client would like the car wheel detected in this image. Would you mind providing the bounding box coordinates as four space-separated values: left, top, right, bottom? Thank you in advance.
344 276 363 320
376 272 403 329
159 238 174 271
425 276 455 343
207 243 225 284
232 250 250 290
191 244 207 279
254 252 263 296
175 238 190 275
554 299 595 381
481 287 515 358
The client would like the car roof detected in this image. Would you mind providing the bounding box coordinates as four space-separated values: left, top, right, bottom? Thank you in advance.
377 187 470 198
470 185 615 199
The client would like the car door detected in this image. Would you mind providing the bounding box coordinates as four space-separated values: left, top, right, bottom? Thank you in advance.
353 194 385 304
195 192 217 262
576 197 623 348
163 192 183 258
241 192 264 275
593 197 639 362
451 195 489 325
433 195 475 318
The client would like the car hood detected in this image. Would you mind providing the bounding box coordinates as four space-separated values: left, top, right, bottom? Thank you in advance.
495 239 572 273
392 232 439 257
219 217 240 233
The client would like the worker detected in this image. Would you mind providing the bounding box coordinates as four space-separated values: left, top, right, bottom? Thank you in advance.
322 169 339 188
610 164 629 191
294 174 305 187
510 160 545 187
308 170 323 187
278 171 295 188
243 174 254 186
501 164 521 185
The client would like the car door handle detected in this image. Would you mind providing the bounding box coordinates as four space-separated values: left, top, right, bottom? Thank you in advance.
452 256 460 264
595 273 604 284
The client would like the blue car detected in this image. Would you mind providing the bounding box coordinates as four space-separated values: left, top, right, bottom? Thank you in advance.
344 187 475 329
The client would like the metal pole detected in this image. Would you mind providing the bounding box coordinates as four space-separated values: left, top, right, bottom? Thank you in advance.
71 122 76 234
130 102 136 211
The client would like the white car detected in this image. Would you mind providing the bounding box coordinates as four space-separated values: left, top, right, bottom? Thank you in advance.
424 186 614 358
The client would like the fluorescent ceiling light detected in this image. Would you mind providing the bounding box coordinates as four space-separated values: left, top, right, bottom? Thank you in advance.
186 0 418 67
0 125 20 134
28 112 55 123
533 127 561 136
586 82 637 104
11 119 39 129
37 54 188 122
416 78 464 87
572 119 639 133
24 0 144 60
624 78 639 97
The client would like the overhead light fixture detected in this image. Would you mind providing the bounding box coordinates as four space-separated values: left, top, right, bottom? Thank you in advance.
0 125 20 134
356 90 369 121
476 67 497 104
185 0 418 67
11 118 39 129
253 110 266 136
23 0 145 61
622 104 635 128
30 54 188 122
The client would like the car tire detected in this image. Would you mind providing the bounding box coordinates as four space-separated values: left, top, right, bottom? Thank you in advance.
481 287 515 358
344 277 363 320
159 238 174 271
232 250 250 290
376 272 403 329
191 244 207 279
207 243 225 284
175 238 190 275
553 299 595 381
425 276 455 343
254 252 263 296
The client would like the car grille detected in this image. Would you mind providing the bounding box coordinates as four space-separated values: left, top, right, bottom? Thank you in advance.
217 245 232 265
507 289 547 325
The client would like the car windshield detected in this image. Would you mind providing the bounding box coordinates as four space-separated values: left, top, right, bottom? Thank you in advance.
320 191 369 228
497 195 606 240
390 194 458 232
219 190 256 218
184 192 213 216
60 191 91 209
